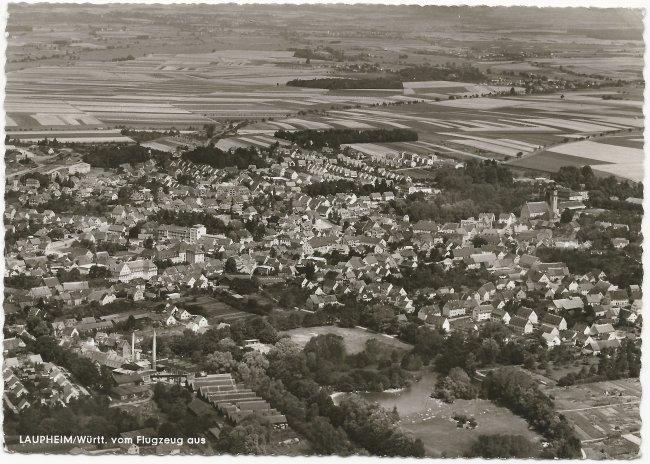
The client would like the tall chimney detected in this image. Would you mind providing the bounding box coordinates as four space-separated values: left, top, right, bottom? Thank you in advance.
131 332 135 362
152 329 157 371
551 189 558 215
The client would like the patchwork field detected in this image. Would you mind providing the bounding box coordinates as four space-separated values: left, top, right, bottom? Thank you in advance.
541 378 641 458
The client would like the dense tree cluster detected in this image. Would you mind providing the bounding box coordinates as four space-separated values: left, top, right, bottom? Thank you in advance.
466 434 538 458
82 144 162 168
28 336 113 391
338 394 425 457
182 145 266 169
303 179 392 197
5 396 138 442
287 78 403 90
535 248 641 288
552 165 643 211
387 161 529 222
119 128 179 143
151 383 215 440
300 334 412 391
262 337 423 456
480 367 582 458
392 64 486 83
274 128 417 149
432 367 477 403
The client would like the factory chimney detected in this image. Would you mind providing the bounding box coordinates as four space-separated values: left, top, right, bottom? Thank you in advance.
131 332 135 362
152 329 157 371
551 189 558 215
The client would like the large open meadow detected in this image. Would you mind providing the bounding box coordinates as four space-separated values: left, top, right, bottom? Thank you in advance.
281 326 411 354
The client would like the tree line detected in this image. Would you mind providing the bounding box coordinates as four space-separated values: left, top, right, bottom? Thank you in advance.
287 78 403 90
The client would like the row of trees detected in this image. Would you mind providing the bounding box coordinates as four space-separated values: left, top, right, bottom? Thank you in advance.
274 128 417 149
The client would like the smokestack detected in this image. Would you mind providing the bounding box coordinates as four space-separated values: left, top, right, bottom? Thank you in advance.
131 332 135 362
152 329 157 371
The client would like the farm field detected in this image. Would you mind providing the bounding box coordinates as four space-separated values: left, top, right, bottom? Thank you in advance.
281 326 411 354
509 136 644 182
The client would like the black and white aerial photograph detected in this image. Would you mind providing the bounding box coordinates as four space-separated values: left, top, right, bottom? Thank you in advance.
1 0 646 460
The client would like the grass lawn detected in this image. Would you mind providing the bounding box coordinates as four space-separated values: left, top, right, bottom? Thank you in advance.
399 398 542 457
181 295 251 322
281 326 412 354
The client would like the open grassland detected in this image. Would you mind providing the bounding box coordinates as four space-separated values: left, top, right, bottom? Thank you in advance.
178 295 251 323
281 326 411 354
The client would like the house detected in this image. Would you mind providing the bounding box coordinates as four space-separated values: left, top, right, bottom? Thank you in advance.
540 313 567 331
611 238 629 249
186 315 208 332
589 323 615 339
509 315 534 334
417 305 441 322
541 332 562 349
608 289 629 307
584 339 621 356
490 308 511 325
426 315 451 333
516 307 538 325
442 300 471 318
472 304 494 322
